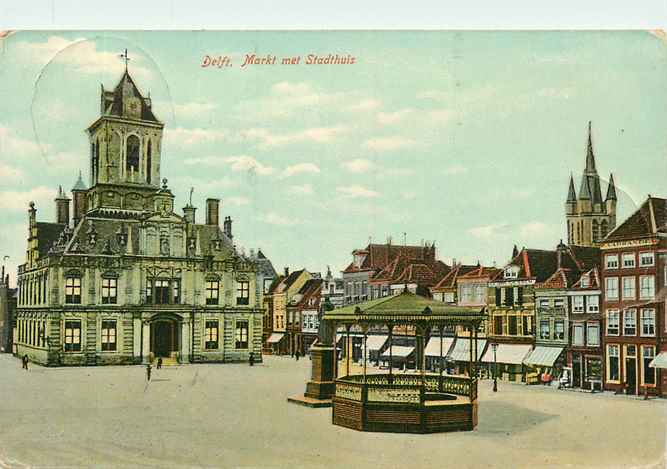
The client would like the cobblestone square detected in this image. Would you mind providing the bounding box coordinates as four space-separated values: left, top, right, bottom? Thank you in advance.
0 354 665 469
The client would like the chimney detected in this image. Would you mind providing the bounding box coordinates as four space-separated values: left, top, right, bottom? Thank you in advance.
71 172 88 227
55 186 71 226
205 198 220 225
183 205 196 224
284 267 289 277
223 216 233 239
556 239 567 270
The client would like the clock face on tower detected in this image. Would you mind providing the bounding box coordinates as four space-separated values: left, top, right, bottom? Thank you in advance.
124 97 141 119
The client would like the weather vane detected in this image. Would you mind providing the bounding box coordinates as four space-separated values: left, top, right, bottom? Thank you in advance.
119 48 131 71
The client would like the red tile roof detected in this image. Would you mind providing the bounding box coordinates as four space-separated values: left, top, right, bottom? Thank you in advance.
343 242 437 274
604 196 667 242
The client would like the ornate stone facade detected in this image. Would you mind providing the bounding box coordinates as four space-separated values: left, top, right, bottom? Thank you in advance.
14 69 263 366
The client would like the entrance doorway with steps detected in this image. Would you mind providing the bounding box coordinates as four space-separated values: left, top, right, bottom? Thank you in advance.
151 317 180 365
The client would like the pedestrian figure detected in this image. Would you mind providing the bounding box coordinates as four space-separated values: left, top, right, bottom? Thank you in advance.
146 363 152 381
157 357 162 369
249 352 255 367
295 350 300 361
22 354 29 370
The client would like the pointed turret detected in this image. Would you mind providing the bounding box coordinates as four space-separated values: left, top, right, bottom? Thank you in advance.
567 174 577 202
605 173 617 200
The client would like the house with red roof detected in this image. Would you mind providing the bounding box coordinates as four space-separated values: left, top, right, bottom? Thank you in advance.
599 196 667 396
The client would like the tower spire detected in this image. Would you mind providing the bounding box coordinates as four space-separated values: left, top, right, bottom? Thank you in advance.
585 121 597 174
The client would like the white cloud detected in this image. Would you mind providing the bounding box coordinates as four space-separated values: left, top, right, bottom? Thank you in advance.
271 81 313 95
259 212 299 226
287 184 314 195
341 158 374 173
172 102 218 119
0 163 23 179
0 125 45 157
224 155 274 176
164 127 226 146
427 109 455 123
365 136 416 152
225 196 250 206
444 165 468 175
241 126 346 148
0 186 55 212
401 191 417 200
347 98 382 112
468 224 509 239
281 163 320 178
336 185 380 199
519 222 547 238
377 109 414 125
15 36 153 82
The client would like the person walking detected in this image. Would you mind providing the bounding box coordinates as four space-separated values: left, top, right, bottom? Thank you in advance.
249 352 255 367
157 357 162 369
22 354 29 370
295 350 300 361
146 363 152 381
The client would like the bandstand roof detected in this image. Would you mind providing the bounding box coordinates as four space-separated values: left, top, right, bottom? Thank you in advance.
324 291 485 325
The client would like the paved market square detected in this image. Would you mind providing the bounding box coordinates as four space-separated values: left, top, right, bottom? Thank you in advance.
0 354 665 469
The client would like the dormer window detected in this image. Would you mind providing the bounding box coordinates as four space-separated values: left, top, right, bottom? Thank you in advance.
504 267 519 279
353 253 366 268
580 275 589 288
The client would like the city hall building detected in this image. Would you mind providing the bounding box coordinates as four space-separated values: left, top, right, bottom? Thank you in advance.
14 67 263 366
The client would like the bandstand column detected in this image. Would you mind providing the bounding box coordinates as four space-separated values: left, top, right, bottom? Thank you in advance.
345 324 351 377
362 325 368 383
388 323 393 383
439 325 444 392
469 325 473 377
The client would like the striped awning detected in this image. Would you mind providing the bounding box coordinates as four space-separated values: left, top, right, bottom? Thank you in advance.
481 343 531 365
381 346 415 358
650 352 667 369
424 337 455 357
266 332 285 344
523 346 564 367
446 338 488 362
363 335 388 351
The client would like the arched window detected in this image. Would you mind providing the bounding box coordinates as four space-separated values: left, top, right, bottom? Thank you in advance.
146 140 152 184
126 135 140 175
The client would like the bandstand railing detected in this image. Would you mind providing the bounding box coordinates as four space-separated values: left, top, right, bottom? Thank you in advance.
335 373 477 404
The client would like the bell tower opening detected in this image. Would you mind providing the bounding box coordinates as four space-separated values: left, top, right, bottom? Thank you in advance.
146 140 152 185
126 135 140 180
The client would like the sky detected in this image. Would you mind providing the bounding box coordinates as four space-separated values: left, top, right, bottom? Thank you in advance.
0 31 666 285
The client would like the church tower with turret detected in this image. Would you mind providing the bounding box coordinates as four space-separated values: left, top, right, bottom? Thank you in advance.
565 122 617 246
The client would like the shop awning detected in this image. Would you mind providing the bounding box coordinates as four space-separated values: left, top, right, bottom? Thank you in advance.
446 338 488 362
363 335 388 351
649 352 667 369
523 346 564 367
424 337 455 357
266 332 285 344
481 343 531 365
381 346 414 358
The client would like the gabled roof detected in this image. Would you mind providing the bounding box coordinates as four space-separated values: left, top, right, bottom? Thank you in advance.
567 245 601 271
343 242 436 274
431 264 478 291
604 196 667 242
537 268 581 289
457 265 502 282
571 267 600 291
289 278 323 308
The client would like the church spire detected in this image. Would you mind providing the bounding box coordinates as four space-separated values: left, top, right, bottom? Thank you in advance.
585 121 597 174
567 173 577 202
606 173 617 200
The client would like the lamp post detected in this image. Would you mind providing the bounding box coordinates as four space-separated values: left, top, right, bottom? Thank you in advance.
491 342 498 392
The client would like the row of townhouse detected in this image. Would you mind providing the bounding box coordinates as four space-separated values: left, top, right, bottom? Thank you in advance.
263 267 344 356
